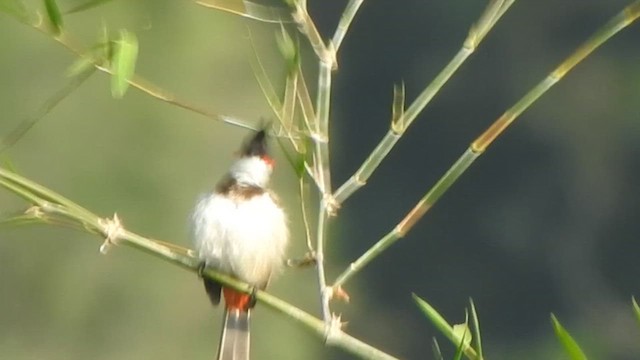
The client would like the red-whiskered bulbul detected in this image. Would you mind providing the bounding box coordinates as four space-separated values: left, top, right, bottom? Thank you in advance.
192 129 289 360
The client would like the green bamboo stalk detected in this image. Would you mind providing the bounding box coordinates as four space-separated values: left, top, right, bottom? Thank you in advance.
315 200 332 326
310 27 336 328
0 166 398 360
472 0 640 153
313 59 333 195
332 0 515 206
332 0 365 53
292 3 330 67
334 0 640 289
333 149 478 288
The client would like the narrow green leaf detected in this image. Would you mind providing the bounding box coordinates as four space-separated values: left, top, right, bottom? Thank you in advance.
632 297 640 328
412 294 477 359
294 151 307 178
469 298 483 359
65 0 117 14
431 338 444 360
281 71 297 131
248 30 282 119
413 294 456 342
196 0 293 23
453 322 470 360
43 0 63 35
110 30 138 99
452 322 472 348
276 24 299 73
0 0 30 22
295 63 315 129
550 314 588 360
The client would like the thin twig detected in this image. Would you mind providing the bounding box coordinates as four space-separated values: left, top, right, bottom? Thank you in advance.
16 17 255 130
0 67 96 153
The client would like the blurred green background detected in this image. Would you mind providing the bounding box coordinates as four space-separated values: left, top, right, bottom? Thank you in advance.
2 1 640 359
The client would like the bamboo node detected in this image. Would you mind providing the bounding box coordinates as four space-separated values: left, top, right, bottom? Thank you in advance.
26 205 44 219
99 213 123 254
324 313 346 344
324 194 340 216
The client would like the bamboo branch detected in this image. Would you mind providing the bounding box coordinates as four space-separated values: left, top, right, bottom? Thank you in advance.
333 0 640 289
0 67 96 153
332 0 365 53
472 0 640 153
332 0 515 206
0 166 398 360
333 149 478 288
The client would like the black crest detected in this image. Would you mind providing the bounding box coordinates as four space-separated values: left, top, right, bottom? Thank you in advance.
240 130 268 157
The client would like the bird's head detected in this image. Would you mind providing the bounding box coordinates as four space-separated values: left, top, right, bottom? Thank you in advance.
229 130 274 188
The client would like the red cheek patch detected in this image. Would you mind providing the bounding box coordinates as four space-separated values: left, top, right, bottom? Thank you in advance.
261 155 275 167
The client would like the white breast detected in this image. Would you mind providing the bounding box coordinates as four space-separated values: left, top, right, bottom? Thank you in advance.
192 192 288 287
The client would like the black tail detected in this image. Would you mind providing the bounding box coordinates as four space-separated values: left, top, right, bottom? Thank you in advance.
217 308 250 360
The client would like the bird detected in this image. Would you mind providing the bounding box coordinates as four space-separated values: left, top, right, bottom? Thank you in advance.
191 129 289 360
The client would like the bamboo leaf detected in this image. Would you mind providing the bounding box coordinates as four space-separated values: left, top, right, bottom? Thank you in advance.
110 30 138 99
43 0 63 35
431 338 444 360
452 322 472 348
248 30 282 119
295 63 315 130
632 297 640 328
65 0 117 14
412 294 477 359
550 314 588 360
469 298 483 359
452 311 471 360
276 24 299 73
196 0 293 23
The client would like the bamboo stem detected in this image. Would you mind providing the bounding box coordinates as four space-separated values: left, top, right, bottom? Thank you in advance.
473 0 640 153
333 149 479 288
332 0 365 53
334 0 640 289
0 166 398 360
332 0 515 206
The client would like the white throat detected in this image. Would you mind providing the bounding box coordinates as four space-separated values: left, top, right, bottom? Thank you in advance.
229 156 271 188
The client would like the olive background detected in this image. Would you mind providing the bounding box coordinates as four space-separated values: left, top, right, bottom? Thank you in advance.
1 1 640 359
